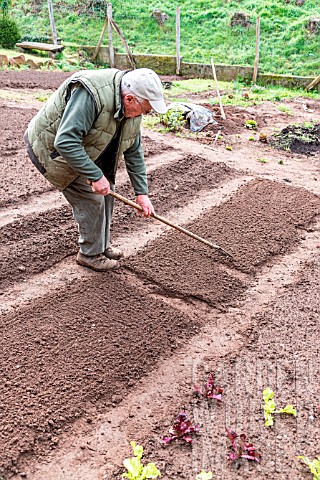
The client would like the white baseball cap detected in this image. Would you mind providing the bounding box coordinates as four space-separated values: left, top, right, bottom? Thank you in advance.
122 68 167 114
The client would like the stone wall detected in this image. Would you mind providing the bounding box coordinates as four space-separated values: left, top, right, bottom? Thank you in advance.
81 46 320 91
82 47 177 75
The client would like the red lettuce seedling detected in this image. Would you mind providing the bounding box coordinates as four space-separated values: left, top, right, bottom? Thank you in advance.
162 410 200 444
226 428 261 463
194 373 223 402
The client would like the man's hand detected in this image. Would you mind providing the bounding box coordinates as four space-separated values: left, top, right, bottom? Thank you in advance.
91 175 110 196
136 194 155 218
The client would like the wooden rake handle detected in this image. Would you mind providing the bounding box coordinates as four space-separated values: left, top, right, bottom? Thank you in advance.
109 191 232 257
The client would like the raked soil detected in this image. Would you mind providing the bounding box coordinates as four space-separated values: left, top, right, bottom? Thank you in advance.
128 179 320 304
127 253 320 480
0 270 202 474
0 70 319 480
0 154 236 290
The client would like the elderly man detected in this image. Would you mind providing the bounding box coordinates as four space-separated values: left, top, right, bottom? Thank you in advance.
25 68 167 272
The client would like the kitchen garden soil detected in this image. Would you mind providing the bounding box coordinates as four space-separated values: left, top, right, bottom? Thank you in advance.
0 71 319 480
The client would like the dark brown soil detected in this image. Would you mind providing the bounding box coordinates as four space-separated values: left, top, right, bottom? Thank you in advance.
201 104 266 136
0 71 73 90
0 155 236 290
270 123 320 156
137 254 320 480
128 179 320 305
0 102 54 207
142 134 174 158
0 206 76 289
116 155 238 237
0 271 201 476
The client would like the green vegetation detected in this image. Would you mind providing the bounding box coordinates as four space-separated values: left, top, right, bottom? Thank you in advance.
140 78 320 136
0 0 12 16
122 442 161 479
0 17 20 47
162 79 320 107
0 46 38 60
0 0 20 48
263 387 297 427
276 104 293 115
160 106 186 131
195 471 213 480
298 456 320 480
10 0 320 75
245 119 257 129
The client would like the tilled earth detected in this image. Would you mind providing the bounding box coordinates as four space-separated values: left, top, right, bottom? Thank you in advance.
0 71 319 480
270 123 320 155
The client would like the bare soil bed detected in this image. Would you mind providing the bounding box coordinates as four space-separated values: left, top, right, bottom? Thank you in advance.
0 70 319 480
128 179 320 303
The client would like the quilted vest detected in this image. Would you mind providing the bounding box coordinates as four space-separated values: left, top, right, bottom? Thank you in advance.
27 69 142 190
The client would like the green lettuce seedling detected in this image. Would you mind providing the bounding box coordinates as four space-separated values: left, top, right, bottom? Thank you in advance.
245 119 257 130
277 405 297 416
298 456 320 479
263 387 297 427
195 471 213 480
122 441 161 479
263 387 276 426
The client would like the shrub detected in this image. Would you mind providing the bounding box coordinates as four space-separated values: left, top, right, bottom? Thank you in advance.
20 34 50 43
161 106 186 132
0 0 12 17
0 15 20 48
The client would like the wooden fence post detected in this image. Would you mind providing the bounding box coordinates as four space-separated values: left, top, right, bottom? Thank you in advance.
211 59 226 120
48 0 58 45
306 73 320 91
253 16 260 83
110 18 135 69
91 17 108 61
176 7 181 75
107 3 115 68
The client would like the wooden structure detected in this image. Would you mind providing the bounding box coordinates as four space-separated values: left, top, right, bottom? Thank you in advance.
253 16 260 83
16 42 64 53
211 59 226 120
176 7 181 75
91 3 135 69
306 73 320 91
48 0 58 45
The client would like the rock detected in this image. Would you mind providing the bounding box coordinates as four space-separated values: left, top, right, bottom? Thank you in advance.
13 54 26 66
296 0 305 5
0 54 9 66
307 17 320 34
259 132 268 143
27 58 38 69
43 58 55 67
152 9 169 27
111 394 122 404
9 55 26 67
230 12 251 28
